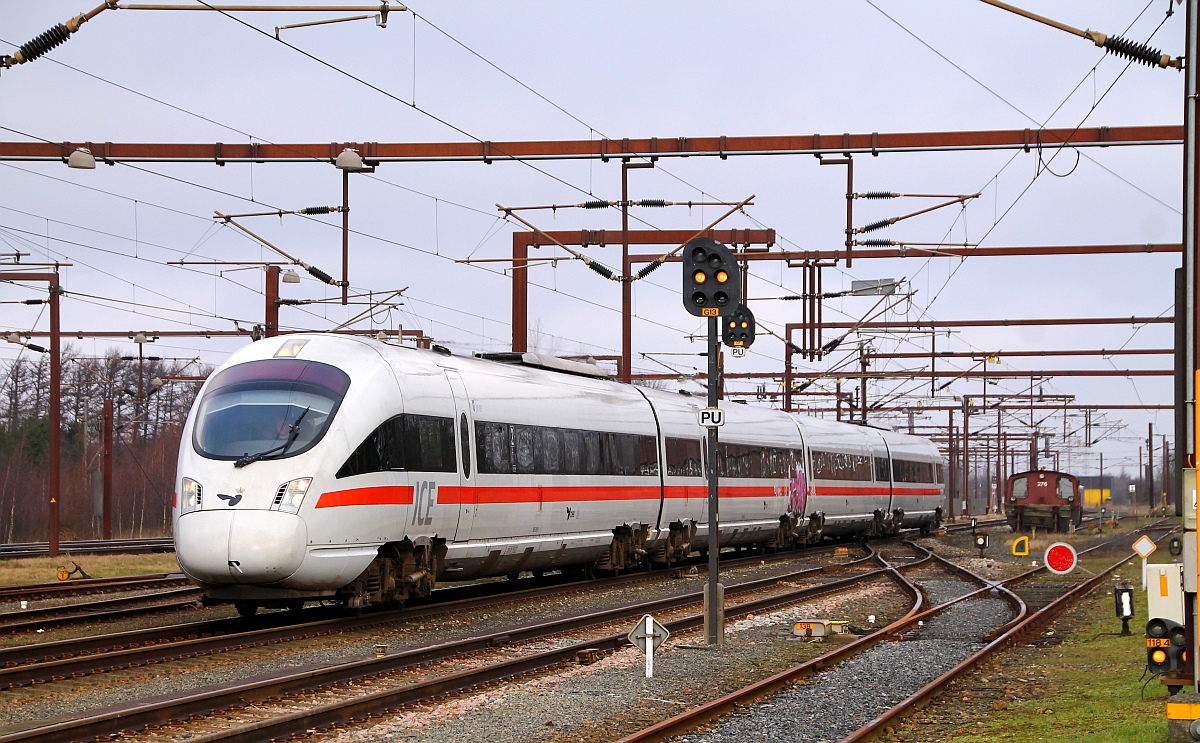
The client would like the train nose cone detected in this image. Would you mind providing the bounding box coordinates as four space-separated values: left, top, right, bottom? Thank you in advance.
176 510 307 585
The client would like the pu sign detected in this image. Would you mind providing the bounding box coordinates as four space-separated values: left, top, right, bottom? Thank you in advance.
698 407 725 428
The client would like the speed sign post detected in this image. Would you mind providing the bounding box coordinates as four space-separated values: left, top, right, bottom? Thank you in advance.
682 237 741 646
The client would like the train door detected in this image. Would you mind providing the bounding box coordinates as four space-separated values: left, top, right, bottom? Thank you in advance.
444 369 475 542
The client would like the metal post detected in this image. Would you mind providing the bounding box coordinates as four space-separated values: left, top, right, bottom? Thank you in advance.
962 397 970 517
1184 0 1199 692
48 273 60 557
265 265 280 337
621 161 654 384
706 314 722 646
947 409 956 522
512 237 528 353
860 346 868 423
102 398 113 540
1149 423 1156 510
342 168 349 306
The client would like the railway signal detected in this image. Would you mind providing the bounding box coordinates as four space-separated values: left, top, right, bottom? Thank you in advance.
1147 618 1188 676
683 238 741 318
681 237 741 647
1044 542 1078 575
722 304 755 349
973 533 989 557
1114 585 1134 636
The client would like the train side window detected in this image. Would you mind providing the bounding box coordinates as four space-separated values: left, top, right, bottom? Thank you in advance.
1057 477 1074 500
583 430 602 475
535 427 563 474
637 435 660 476
874 457 890 482
459 413 471 478
666 438 703 477
475 420 512 474
514 425 536 473
562 429 584 474
1011 478 1028 499
336 414 454 478
935 464 945 484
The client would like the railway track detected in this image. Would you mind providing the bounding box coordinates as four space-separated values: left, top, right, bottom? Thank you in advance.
0 587 206 634
605 521 1172 743
0 538 174 559
0 542 865 691
0 541 925 743
0 573 190 603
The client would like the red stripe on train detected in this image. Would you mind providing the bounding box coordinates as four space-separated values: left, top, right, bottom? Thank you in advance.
315 485 413 508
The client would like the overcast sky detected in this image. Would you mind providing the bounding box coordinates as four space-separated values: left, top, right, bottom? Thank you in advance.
0 1 1186 479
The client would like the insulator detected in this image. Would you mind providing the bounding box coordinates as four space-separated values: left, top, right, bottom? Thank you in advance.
582 200 611 210
586 260 615 280
306 265 335 284
780 295 804 301
22 299 45 305
1103 35 1167 68
17 24 71 64
858 219 893 234
859 239 897 247
301 206 333 215
859 191 898 200
635 259 663 279
637 199 667 208
821 337 842 354
277 299 303 305
25 343 48 354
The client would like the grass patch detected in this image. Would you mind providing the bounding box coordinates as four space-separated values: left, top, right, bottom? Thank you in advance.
906 561 1172 742
0 552 181 587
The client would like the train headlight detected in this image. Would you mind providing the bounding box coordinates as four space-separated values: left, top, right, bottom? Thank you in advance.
181 478 203 515
274 477 312 514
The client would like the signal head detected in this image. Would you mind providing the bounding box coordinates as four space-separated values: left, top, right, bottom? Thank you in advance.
682 237 741 317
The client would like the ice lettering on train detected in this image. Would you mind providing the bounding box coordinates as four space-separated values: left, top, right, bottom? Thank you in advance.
412 481 436 526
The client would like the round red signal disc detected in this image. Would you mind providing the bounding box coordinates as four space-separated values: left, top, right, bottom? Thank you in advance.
1044 542 1078 575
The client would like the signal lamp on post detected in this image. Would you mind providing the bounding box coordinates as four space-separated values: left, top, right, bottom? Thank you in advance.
1114 585 1134 636
682 237 741 317
1146 617 1186 675
722 304 756 349
973 533 989 557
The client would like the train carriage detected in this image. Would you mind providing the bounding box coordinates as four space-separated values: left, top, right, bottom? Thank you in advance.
174 335 945 615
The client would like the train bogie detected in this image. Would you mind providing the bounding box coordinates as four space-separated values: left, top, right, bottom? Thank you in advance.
173 335 946 612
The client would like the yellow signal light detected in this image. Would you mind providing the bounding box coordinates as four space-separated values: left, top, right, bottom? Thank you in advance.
740 321 748 328
693 270 707 284
715 270 729 283
1153 649 1168 664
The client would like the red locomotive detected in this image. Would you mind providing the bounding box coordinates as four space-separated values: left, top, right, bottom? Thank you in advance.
1004 469 1082 533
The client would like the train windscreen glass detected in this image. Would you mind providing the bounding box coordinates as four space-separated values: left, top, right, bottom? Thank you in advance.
1057 477 1074 501
1011 478 1028 500
193 359 350 461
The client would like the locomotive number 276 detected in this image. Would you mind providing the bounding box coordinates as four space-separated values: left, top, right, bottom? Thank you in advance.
412 481 437 526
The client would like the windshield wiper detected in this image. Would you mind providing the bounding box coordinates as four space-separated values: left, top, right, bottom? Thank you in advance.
233 407 311 468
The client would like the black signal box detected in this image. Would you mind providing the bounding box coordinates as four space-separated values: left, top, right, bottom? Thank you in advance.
682 237 741 318
722 304 755 348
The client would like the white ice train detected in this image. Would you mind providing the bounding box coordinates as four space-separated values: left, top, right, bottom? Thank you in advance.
173 334 945 615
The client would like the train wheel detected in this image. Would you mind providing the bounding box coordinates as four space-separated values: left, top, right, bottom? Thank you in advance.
234 601 258 618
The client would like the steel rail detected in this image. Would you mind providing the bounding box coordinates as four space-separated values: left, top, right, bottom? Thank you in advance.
0 537 174 559
0 547 909 743
0 587 203 633
0 573 189 601
0 543 862 689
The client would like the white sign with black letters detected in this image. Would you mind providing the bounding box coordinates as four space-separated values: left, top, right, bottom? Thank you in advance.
698 408 724 428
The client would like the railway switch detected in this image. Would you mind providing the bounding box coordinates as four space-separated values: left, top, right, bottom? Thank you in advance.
682 237 741 317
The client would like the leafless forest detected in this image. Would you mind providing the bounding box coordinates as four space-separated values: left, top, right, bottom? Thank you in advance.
0 348 207 543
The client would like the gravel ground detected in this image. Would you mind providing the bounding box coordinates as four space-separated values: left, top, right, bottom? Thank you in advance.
319 580 912 743
671 573 1014 743
0 550 864 728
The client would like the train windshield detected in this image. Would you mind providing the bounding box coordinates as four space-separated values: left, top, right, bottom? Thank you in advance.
193 359 351 462
1010 478 1028 500
1057 477 1074 501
